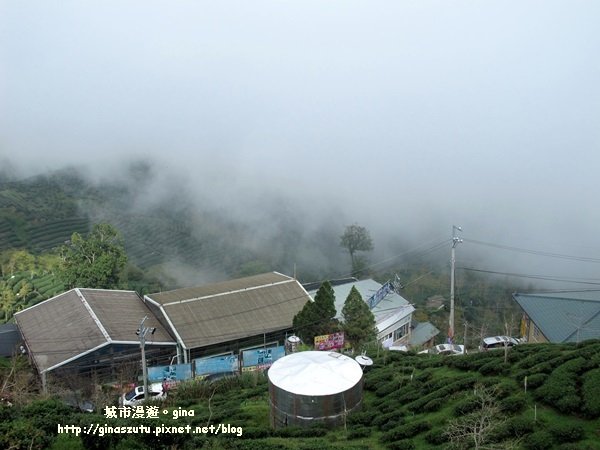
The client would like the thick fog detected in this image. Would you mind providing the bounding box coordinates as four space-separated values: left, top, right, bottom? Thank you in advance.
1 1 599 287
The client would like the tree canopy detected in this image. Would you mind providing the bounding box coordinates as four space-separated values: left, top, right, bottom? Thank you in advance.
340 224 373 278
292 280 338 345
342 285 377 349
59 223 127 289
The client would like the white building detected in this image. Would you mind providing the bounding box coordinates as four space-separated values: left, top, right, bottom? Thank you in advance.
308 279 415 348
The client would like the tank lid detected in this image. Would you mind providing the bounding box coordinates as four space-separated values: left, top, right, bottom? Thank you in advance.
268 351 363 396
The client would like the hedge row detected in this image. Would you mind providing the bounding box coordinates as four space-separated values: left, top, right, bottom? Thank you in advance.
534 357 587 413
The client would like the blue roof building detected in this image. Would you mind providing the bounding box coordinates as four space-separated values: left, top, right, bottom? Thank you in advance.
513 290 600 343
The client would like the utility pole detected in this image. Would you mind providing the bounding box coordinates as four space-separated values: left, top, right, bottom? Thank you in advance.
463 320 468 351
449 225 462 344
137 316 156 401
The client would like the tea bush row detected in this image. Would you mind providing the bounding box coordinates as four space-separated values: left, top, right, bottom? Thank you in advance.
534 357 586 413
581 368 600 417
380 420 432 443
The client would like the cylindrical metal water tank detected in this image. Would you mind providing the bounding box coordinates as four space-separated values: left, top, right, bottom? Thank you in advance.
268 351 364 428
285 335 301 354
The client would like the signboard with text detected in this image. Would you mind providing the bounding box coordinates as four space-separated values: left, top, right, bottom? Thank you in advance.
314 332 345 351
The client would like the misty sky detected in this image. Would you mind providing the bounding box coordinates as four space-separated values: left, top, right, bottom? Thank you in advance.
1 1 599 285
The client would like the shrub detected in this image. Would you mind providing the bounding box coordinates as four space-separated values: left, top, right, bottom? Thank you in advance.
478 360 510 376
489 416 535 442
535 357 586 413
379 420 431 443
453 396 481 417
524 431 555 450
499 394 527 414
424 428 448 445
525 373 548 390
558 443 597 450
581 368 600 417
238 427 271 439
529 362 553 375
347 426 372 439
423 398 444 412
516 349 561 370
347 410 376 427
375 378 409 397
549 422 585 443
273 426 327 438
494 380 519 399
414 370 433 383
556 395 581 414
373 410 404 431
387 440 415 450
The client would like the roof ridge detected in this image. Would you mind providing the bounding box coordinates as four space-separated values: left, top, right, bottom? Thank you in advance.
163 278 295 306
75 288 111 342
515 293 600 304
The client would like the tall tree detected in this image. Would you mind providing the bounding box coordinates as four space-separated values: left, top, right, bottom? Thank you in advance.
293 281 338 345
342 286 377 350
340 224 373 278
59 223 127 289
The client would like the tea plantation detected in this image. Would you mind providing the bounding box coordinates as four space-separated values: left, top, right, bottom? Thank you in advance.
2 341 599 449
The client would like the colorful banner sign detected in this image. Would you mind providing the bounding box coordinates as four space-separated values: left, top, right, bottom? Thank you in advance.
314 332 345 351
194 354 239 377
241 346 285 371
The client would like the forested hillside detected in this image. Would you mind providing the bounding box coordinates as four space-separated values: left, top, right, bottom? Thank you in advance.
0 170 525 338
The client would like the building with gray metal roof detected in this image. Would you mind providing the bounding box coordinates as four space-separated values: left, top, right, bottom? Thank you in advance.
308 279 418 348
14 289 176 386
513 290 600 343
144 272 311 362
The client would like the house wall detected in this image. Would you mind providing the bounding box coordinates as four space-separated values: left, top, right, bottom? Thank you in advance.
47 343 175 386
377 313 413 345
526 319 549 344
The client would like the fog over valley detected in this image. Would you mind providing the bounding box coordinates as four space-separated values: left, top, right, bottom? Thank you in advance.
1 1 599 288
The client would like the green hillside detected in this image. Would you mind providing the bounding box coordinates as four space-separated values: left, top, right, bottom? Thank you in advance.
0 176 90 253
2 342 599 449
0 172 273 278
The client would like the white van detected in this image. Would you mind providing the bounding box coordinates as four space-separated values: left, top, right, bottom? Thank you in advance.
479 336 520 352
419 344 466 356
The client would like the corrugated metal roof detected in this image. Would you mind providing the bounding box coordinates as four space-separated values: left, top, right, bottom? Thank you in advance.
146 272 310 349
80 289 173 343
409 321 440 347
15 289 175 373
513 291 600 343
148 272 291 305
15 290 107 373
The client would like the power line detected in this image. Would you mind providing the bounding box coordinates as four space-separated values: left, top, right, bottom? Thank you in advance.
458 266 600 286
463 238 600 264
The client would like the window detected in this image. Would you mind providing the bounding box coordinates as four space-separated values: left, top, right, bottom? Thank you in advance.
393 323 409 341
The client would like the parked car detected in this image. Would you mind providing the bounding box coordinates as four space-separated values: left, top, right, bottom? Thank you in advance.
479 336 520 352
420 343 466 356
119 383 166 407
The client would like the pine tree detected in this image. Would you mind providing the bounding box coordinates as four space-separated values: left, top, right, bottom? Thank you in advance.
292 281 338 345
342 286 377 349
